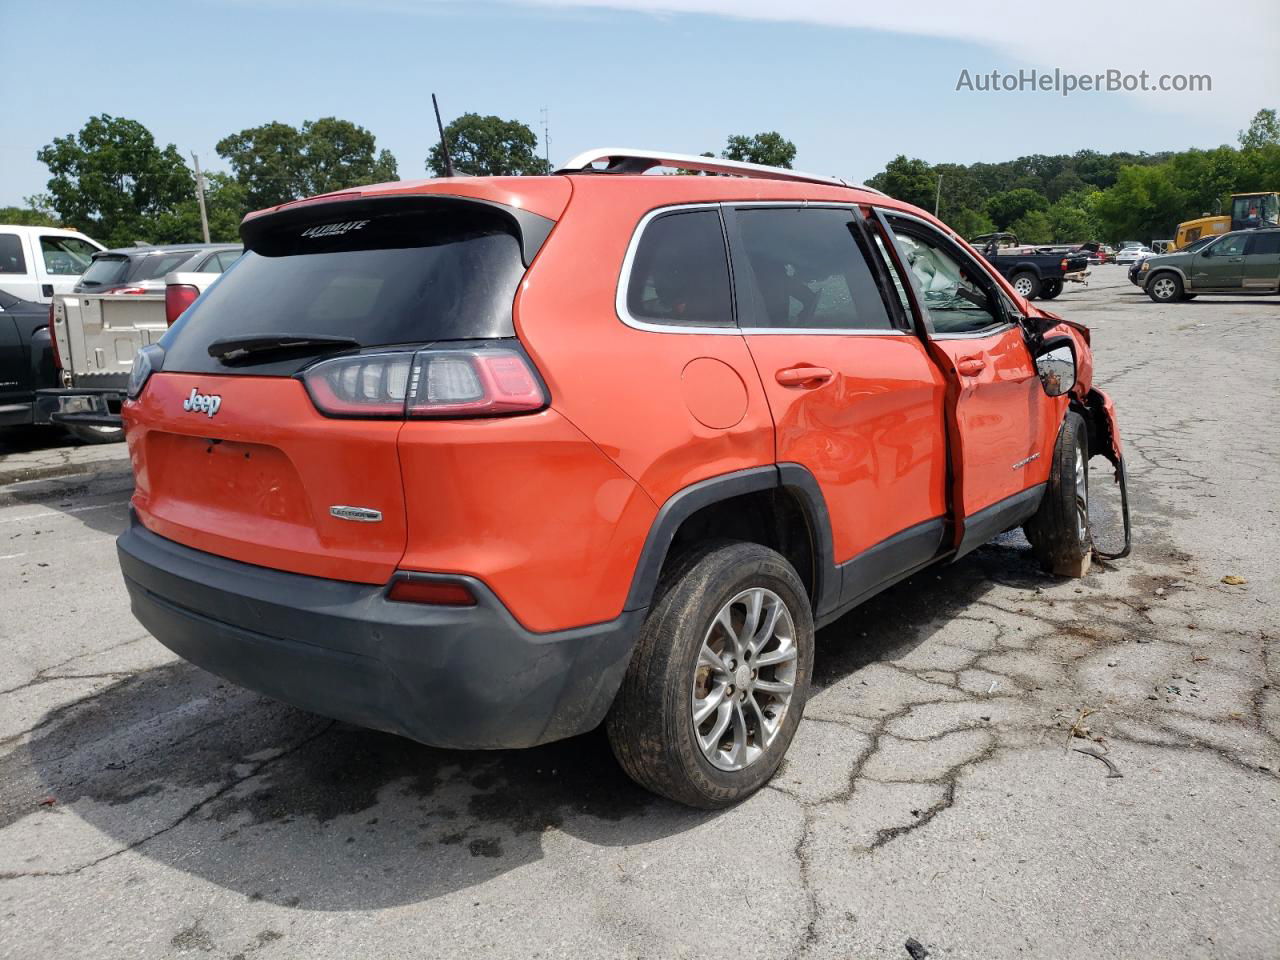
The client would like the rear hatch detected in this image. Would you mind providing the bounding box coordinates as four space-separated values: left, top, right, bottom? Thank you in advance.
126 193 556 584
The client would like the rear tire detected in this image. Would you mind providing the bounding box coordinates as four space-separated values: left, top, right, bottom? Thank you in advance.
1011 272 1041 299
66 424 125 445
1040 279 1063 299
1024 412 1091 577
606 541 814 809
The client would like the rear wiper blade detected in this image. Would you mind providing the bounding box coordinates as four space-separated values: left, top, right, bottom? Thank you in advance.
208 334 358 366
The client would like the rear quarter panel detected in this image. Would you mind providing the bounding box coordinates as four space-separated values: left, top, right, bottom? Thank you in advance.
513 178 776 509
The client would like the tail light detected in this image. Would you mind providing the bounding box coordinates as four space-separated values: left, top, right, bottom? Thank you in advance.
165 284 200 326
47 302 61 371
300 344 546 419
1060 259 1069 271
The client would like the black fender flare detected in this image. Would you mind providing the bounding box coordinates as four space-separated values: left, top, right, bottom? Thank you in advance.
621 464 838 617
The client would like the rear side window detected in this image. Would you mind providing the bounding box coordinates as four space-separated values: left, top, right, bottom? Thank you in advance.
0 234 26 274
1248 232 1280 255
733 207 894 331
625 210 733 326
128 252 198 282
40 236 98 275
162 204 527 375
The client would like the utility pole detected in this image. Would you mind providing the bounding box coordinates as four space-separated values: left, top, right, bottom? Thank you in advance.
191 152 211 244
934 173 943 217
540 106 551 172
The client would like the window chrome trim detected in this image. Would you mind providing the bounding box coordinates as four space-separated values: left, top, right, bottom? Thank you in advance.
616 202 910 337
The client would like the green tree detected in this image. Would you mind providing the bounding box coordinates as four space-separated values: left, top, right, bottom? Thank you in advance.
37 114 193 247
219 118 398 210
986 188 1048 230
427 113 547 177
1008 210 1053 244
1046 190 1100 243
0 198 60 226
1239 108 1280 150
1092 164 1186 243
151 173 249 243
944 207 996 239
1046 169 1087 202
216 121 303 209
722 132 796 168
867 155 937 211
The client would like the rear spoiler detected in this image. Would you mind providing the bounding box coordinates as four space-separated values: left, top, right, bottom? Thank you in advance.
240 194 556 267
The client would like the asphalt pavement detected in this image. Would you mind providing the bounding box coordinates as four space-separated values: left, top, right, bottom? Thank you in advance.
0 268 1276 959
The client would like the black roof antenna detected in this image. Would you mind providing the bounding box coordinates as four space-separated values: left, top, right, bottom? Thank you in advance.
432 93 456 178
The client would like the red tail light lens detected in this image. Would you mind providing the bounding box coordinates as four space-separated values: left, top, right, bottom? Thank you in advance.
300 345 546 419
165 284 200 326
1060 259 1069 270
48 302 61 371
387 577 476 606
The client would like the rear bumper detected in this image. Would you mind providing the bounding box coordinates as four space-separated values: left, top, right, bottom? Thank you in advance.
35 387 123 427
117 516 643 749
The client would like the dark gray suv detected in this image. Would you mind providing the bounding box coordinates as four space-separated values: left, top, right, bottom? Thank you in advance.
74 242 242 295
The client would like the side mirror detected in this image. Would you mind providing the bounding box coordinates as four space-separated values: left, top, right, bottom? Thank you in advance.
1034 337 1076 397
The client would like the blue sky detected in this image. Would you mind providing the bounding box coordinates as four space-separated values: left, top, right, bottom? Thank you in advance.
2 0 1276 207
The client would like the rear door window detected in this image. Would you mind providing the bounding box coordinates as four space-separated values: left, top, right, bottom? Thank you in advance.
1247 232 1280 255
162 204 528 375
625 209 733 327
0 234 26 274
731 207 895 331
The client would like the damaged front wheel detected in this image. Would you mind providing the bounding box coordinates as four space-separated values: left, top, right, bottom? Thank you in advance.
1024 411 1091 577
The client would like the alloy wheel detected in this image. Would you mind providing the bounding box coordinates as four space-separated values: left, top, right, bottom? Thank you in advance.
691 587 798 772
1152 277 1176 301
1074 445 1089 542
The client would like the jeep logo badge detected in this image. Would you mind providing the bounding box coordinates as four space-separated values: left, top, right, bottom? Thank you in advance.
182 388 222 418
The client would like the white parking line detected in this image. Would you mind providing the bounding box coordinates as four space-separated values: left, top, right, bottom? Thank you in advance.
0 500 130 525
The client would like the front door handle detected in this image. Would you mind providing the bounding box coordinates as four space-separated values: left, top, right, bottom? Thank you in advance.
776 366 833 386
1228 256 1244 262
957 356 986 376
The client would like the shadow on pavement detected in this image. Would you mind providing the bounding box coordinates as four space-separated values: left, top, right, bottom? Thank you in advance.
6 537 1053 910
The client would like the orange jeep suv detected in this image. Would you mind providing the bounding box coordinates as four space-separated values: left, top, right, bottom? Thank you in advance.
117 149 1126 808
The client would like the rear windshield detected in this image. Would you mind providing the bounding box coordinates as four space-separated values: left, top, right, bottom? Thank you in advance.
162 205 527 375
80 255 130 288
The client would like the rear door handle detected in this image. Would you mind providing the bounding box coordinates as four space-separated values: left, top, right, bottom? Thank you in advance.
775 366 833 386
957 357 986 376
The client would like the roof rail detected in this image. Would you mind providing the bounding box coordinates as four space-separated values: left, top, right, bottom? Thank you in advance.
557 147 885 195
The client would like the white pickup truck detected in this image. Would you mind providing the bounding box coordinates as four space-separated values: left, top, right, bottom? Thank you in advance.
40 272 223 442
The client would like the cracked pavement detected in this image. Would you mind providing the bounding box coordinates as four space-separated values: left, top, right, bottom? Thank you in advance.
0 270 1276 959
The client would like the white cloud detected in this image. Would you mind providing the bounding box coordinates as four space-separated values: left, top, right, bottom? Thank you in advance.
505 0 1280 125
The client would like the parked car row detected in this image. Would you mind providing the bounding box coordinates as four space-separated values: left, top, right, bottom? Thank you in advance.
1133 227 1280 302
0 225 103 302
0 228 240 442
